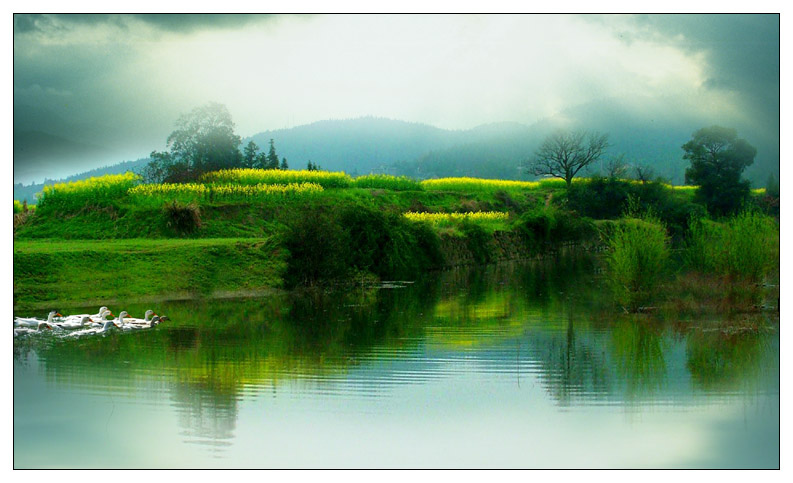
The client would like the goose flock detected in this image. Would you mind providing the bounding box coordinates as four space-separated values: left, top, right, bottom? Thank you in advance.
13 307 168 338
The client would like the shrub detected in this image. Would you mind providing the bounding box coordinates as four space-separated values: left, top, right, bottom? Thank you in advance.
514 206 596 250
602 216 670 311
163 200 202 234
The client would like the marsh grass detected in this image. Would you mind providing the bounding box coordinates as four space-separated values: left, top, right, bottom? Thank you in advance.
602 214 670 311
685 210 779 283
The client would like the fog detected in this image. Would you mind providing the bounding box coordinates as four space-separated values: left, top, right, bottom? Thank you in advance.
13 14 779 184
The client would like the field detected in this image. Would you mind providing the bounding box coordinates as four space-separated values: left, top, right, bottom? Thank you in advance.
13 169 778 310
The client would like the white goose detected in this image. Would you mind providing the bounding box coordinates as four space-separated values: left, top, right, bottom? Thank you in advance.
66 319 119 338
54 316 95 330
123 310 158 325
61 307 113 323
14 311 61 328
121 315 163 331
13 322 54 337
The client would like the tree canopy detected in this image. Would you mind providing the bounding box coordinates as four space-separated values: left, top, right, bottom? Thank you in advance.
145 102 243 183
683 125 756 216
530 130 609 188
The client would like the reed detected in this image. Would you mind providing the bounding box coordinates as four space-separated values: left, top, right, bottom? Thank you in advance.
603 215 670 311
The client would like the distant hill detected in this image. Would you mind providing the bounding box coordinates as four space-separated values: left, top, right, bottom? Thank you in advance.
13 157 151 203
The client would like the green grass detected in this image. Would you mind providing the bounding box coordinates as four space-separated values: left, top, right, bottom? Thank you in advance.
13 238 287 311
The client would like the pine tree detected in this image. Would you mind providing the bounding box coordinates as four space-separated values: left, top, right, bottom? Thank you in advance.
266 139 279 170
280 157 289 170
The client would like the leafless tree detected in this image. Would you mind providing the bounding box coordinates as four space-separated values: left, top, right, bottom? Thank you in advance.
605 154 629 179
633 164 655 184
531 130 609 188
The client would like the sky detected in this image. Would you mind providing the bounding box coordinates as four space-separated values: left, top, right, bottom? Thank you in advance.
12 13 781 184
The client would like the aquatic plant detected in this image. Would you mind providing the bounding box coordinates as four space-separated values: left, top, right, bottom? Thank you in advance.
603 215 670 311
685 210 778 283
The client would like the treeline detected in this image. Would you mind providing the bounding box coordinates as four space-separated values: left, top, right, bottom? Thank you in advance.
143 103 322 184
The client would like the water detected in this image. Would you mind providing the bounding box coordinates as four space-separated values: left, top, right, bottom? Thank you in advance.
13 256 779 468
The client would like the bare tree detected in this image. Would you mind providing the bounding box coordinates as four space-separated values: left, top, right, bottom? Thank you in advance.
531 130 609 188
605 154 629 179
633 164 655 184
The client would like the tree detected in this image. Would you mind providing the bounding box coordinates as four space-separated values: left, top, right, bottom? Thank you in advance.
280 157 289 170
531 130 609 188
148 102 243 182
633 164 655 184
683 126 757 216
266 139 280 170
605 154 629 179
243 140 259 168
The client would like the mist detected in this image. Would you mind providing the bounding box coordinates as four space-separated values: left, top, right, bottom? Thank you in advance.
13 14 779 185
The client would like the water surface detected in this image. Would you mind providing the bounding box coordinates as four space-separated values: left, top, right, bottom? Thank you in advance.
13 256 779 468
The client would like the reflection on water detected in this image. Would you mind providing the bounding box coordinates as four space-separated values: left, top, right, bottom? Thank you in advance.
13 254 779 468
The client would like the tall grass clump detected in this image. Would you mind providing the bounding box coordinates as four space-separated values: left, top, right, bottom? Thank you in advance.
685 210 779 283
202 168 352 189
603 214 670 311
352 174 422 191
421 177 539 193
37 172 139 213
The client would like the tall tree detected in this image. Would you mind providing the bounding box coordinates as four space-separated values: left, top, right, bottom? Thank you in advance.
243 140 259 169
266 139 280 170
530 130 609 188
280 157 289 170
683 126 756 216
148 102 243 182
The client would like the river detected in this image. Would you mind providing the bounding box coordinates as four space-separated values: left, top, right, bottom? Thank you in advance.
13 255 779 468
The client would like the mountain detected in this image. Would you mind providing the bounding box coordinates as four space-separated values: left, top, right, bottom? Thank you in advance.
13 130 118 184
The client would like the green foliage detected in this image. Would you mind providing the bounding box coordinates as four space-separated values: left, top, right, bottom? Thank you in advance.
352 174 422 191
14 200 23 214
602 216 670 311
146 103 243 183
282 203 444 286
36 173 139 213
566 177 705 238
685 210 779 283
683 126 757 217
514 206 596 250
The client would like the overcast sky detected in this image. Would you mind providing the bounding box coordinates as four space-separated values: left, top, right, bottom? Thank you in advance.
12 13 780 183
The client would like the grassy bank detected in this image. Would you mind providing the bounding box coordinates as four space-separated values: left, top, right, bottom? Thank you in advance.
13 238 286 311
13 170 777 311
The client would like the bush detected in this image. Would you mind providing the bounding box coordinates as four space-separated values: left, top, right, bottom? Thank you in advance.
163 201 202 234
685 210 779 283
514 206 596 250
603 216 670 311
